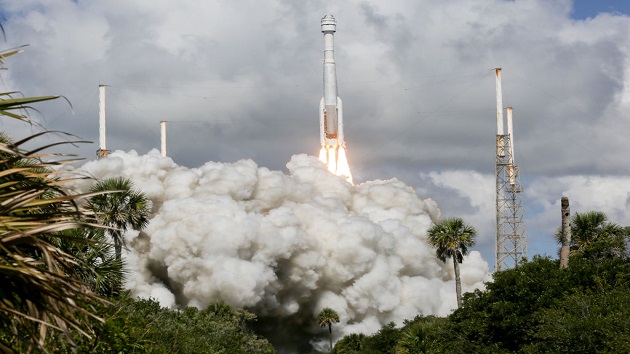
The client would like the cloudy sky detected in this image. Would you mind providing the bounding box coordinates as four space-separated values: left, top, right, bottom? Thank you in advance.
1 0 630 267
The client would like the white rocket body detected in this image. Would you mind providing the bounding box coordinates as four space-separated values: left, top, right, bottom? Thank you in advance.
319 15 344 160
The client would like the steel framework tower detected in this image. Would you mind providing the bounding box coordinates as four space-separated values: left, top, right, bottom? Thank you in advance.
495 69 527 271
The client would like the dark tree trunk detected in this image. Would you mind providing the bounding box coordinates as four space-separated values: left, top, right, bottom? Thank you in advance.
114 238 122 262
560 197 571 268
328 323 333 352
453 256 462 308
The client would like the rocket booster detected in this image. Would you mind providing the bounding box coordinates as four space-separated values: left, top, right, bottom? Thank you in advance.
318 14 352 183
319 14 344 157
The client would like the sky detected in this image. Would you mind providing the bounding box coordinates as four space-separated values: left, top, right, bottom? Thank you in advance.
571 0 630 19
1 0 630 268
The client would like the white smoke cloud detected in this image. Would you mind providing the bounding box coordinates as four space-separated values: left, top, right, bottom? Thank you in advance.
64 149 491 347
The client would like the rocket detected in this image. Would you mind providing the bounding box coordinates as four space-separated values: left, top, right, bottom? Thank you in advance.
319 14 350 179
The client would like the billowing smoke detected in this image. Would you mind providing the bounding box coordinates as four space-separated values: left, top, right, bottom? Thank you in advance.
65 150 490 351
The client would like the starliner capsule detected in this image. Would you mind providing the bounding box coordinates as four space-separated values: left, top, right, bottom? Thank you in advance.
319 14 352 182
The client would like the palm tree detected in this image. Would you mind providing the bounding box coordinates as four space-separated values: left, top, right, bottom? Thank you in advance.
53 227 126 297
85 177 150 262
395 317 444 354
0 131 108 351
0 40 114 352
555 211 628 259
427 217 477 308
317 307 340 352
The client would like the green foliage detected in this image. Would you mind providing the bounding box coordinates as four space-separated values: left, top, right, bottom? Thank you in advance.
334 254 630 354
449 256 630 353
85 177 151 261
39 295 275 353
427 218 476 264
333 322 400 354
332 333 366 354
0 92 59 120
555 210 629 260
523 289 630 353
0 49 110 351
317 308 340 331
52 227 125 297
395 316 451 354
427 217 477 308
362 322 400 353
448 257 564 351
333 318 456 354
317 307 340 352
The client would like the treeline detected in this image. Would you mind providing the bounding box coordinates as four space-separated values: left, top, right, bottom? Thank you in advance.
333 212 630 353
1 294 274 353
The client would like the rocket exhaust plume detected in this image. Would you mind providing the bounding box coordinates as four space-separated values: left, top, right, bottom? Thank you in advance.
64 150 491 352
319 14 353 184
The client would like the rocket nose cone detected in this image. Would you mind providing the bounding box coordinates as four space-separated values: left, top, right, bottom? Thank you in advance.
321 14 337 32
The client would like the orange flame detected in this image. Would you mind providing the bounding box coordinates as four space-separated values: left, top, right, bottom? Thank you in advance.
319 146 353 184
336 146 353 184
319 148 327 165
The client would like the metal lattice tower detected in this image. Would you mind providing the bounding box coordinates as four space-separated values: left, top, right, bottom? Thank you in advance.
494 68 527 272
495 133 527 271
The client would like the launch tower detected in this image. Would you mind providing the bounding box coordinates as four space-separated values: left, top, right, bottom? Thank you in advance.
494 68 527 271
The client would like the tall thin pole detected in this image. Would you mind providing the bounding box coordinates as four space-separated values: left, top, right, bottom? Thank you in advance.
97 84 108 159
495 68 504 135
161 121 167 157
560 197 571 268
507 107 515 161
495 68 505 157
507 107 515 186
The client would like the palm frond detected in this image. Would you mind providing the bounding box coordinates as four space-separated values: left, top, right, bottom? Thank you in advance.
0 95 59 121
85 177 151 261
0 134 111 351
427 217 477 263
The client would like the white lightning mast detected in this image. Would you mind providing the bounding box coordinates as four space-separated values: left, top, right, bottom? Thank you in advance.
97 84 109 159
161 121 167 157
507 106 515 185
496 68 505 157
495 68 527 272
